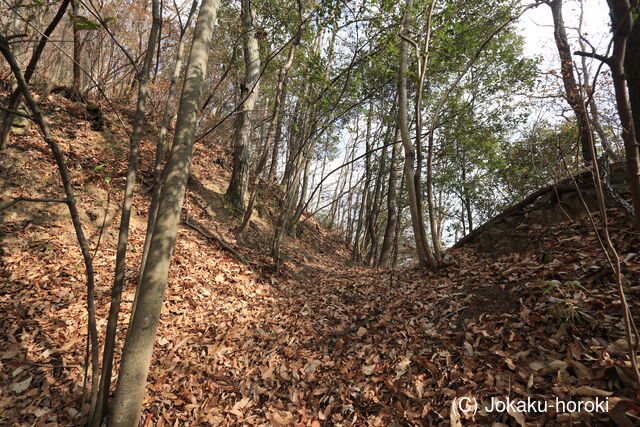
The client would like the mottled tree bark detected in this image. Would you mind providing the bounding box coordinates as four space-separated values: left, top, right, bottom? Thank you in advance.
91 1 161 424
110 1 220 424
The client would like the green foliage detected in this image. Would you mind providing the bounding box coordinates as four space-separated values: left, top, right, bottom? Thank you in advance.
70 15 101 31
495 122 579 204
540 280 589 324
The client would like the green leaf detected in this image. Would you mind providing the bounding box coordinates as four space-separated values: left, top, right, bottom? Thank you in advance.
93 164 105 171
71 15 101 31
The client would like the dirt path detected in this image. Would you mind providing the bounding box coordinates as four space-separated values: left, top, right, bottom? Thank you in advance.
3 208 640 426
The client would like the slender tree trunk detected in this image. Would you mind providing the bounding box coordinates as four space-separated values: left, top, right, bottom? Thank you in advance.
548 0 592 163
271 177 298 267
413 0 439 262
398 0 436 268
351 181 366 262
577 7 616 160
361 107 374 255
110 1 220 424
344 147 356 239
70 0 83 100
379 128 400 267
91 2 161 424
51 23 69 85
226 0 261 211
460 162 473 232
392 169 405 269
238 26 302 236
367 131 388 265
314 150 328 212
140 0 198 275
0 0 71 151
289 154 312 234
0 36 99 422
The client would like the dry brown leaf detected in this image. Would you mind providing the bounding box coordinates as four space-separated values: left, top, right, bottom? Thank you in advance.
573 386 613 397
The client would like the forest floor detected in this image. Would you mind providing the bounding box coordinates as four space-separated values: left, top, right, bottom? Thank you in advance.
1 93 640 426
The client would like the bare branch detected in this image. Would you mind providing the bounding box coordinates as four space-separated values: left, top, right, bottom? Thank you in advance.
574 50 612 65
0 196 69 212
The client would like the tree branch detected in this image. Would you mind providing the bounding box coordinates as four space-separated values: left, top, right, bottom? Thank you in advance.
0 196 69 212
574 50 612 65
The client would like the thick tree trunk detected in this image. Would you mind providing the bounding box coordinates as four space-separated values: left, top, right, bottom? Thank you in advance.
91 2 161 424
225 0 261 212
625 11 640 143
607 0 640 226
110 1 220 424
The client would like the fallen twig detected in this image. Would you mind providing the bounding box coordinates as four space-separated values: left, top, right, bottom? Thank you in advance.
0 196 68 212
182 219 251 268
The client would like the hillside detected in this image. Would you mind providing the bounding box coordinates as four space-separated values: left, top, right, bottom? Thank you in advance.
1 93 640 426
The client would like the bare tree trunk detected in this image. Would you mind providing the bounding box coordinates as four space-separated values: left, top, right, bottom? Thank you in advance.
344 147 356 240
361 107 374 257
0 35 99 421
379 128 400 267
367 130 388 265
625 8 640 144
461 162 473 232
0 0 71 151
607 0 640 226
51 23 69 85
110 1 220 424
392 168 406 269
314 150 328 212
351 181 366 262
548 0 593 163
140 0 198 276
226 0 261 212
398 0 436 268
70 0 83 100
91 1 161 424
412 0 439 261
289 154 312 234
271 178 298 267
238 24 302 236
577 7 616 160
